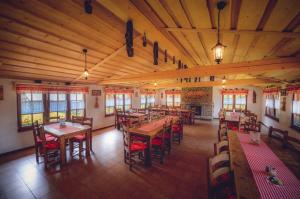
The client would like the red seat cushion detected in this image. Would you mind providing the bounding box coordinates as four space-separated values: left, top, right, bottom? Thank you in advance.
172 125 181 132
130 142 147 151
211 172 232 187
152 138 163 146
71 134 86 141
37 134 56 143
164 133 171 139
45 141 60 150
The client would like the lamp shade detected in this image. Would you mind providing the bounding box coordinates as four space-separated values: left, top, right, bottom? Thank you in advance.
213 43 225 64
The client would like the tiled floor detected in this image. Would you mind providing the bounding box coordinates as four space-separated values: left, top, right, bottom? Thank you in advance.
0 120 218 199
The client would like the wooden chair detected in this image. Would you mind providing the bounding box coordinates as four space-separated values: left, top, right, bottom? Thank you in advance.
38 125 60 168
214 140 229 155
239 115 249 132
190 111 196 125
47 116 60 124
268 126 288 148
218 127 228 142
172 118 183 144
163 120 172 154
122 125 147 170
72 116 84 123
32 121 56 164
82 117 93 152
151 125 165 164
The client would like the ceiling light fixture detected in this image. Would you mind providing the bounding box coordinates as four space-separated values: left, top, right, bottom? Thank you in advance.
84 0 93 14
83 49 89 80
212 1 226 64
222 76 226 84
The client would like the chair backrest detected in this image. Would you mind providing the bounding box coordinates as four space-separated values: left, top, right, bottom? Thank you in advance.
214 140 229 155
72 116 84 124
209 153 230 172
48 116 60 123
32 121 40 145
218 127 227 141
38 125 47 146
82 117 93 129
268 126 288 147
122 125 131 151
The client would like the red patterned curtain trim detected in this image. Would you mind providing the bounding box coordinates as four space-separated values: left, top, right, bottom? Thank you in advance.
16 84 89 94
221 89 248 95
262 87 279 94
165 90 181 94
140 90 156 94
287 85 300 94
104 88 134 94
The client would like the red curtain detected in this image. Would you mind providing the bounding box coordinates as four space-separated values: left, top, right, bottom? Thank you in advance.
262 87 280 95
287 85 300 94
165 90 181 94
140 90 156 94
104 88 134 94
221 89 249 95
16 84 89 94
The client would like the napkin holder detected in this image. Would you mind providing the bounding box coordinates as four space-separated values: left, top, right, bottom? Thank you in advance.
250 131 261 145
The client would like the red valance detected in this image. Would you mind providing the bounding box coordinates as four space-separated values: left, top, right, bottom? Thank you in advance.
16 84 89 94
287 85 300 93
104 88 134 94
140 90 156 94
221 89 248 95
165 90 181 94
263 87 280 94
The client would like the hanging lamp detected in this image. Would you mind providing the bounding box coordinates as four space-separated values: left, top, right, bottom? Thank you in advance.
212 1 226 64
83 49 89 80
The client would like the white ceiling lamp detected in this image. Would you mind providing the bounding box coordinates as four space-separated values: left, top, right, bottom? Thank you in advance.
83 49 89 80
212 1 226 64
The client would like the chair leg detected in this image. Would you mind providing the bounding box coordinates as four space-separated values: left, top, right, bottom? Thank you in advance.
79 142 83 158
35 145 39 164
70 141 74 158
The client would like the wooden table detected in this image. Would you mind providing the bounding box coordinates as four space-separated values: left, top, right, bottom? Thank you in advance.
228 132 261 199
129 116 178 166
44 122 91 165
126 112 147 122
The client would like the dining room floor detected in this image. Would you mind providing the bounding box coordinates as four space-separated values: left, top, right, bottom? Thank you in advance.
0 120 219 199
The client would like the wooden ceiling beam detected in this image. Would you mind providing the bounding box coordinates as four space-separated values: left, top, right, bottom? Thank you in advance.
100 58 300 84
142 78 280 89
164 28 300 38
256 0 278 31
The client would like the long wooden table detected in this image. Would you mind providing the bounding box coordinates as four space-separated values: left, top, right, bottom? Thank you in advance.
44 122 91 165
129 116 178 166
228 132 261 199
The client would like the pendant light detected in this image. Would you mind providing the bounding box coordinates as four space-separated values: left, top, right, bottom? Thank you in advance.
83 49 89 80
222 76 226 84
212 1 226 64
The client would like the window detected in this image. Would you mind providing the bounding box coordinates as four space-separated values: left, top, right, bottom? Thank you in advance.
70 93 85 117
19 92 44 130
49 93 67 121
105 94 115 115
265 94 280 120
292 93 300 130
105 93 132 115
166 94 181 107
140 94 155 108
17 85 87 131
222 94 247 111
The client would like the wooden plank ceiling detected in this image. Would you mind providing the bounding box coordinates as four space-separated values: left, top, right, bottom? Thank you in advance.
0 0 299 87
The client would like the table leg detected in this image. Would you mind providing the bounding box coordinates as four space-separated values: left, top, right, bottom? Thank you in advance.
86 130 91 157
59 137 66 165
144 137 152 166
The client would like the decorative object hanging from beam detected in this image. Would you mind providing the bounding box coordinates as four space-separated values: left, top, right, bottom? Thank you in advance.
125 20 134 57
153 41 158 65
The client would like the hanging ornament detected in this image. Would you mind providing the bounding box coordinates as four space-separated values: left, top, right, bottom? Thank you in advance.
173 56 175 64
153 41 159 65
178 60 181 69
142 32 147 47
164 49 167 62
125 20 134 57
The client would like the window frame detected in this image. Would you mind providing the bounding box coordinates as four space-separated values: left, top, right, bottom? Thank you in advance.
265 94 279 122
221 94 247 112
70 92 86 118
105 93 132 116
140 94 155 109
291 93 300 131
166 94 181 108
17 92 86 132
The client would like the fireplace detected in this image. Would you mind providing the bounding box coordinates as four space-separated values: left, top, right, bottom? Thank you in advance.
186 103 213 120
190 105 202 116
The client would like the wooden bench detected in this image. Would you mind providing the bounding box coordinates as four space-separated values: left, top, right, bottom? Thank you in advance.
268 126 288 148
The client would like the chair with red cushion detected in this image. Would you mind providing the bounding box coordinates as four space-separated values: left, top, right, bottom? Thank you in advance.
38 125 60 169
122 125 147 170
172 118 183 144
163 120 172 154
151 125 165 164
32 121 57 164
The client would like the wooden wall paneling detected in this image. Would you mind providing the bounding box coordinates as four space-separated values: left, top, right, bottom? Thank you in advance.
237 0 269 30
0 2 114 55
230 0 242 29
0 17 107 59
208 0 231 30
264 0 300 31
8 0 122 49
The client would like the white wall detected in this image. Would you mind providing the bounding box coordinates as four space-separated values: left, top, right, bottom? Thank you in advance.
0 78 115 154
212 86 263 120
261 93 300 140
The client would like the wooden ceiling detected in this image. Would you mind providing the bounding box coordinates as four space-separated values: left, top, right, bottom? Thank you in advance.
0 0 299 88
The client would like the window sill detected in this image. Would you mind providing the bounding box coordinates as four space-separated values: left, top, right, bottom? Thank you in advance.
18 126 33 132
105 114 114 117
265 114 279 122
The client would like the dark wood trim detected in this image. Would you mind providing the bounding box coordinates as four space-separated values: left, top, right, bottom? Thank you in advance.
256 0 278 31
